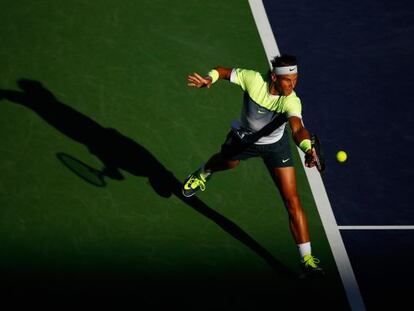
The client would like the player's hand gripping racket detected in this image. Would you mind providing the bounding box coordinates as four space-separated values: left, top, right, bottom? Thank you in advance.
305 134 325 172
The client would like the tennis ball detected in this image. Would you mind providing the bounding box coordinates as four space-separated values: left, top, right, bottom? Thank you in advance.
336 150 347 163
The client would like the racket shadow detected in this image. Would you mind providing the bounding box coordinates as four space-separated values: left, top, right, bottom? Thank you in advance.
0 79 294 279
56 152 106 187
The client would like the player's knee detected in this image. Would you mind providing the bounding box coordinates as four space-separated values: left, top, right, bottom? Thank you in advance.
226 159 240 169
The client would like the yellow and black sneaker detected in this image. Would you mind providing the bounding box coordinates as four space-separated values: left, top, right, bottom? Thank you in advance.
299 255 325 279
182 168 211 198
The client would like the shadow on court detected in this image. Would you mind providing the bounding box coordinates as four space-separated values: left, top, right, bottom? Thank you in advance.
0 79 315 307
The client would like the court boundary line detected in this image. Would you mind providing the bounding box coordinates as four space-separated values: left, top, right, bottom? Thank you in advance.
339 225 414 230
247 1 366 310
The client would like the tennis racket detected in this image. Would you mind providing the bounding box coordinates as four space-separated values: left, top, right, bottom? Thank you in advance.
306 134 325 172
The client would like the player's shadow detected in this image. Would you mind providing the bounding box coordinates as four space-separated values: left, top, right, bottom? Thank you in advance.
0 79 293 278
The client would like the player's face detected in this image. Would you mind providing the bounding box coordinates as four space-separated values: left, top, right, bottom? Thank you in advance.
273 73 298 96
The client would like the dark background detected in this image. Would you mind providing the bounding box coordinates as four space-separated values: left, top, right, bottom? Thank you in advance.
264 0 414 308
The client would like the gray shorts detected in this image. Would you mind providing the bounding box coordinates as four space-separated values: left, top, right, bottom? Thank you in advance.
220 129 293 168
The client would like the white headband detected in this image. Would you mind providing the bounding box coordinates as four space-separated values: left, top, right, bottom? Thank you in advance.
273 65 298 75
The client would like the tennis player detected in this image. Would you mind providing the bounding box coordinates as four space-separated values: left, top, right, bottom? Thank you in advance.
182 54 324 278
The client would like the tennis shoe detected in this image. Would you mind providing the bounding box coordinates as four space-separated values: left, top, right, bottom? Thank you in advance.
300 254 325 279
182 168 210 198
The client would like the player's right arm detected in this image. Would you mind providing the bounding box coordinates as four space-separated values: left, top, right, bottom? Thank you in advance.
289 116 318 169
187 67 232 88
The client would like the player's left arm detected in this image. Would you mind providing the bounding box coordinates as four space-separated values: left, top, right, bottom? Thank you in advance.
289 116 317 168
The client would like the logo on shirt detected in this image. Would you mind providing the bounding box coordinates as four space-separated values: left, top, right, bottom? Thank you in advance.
282 158 290 163
257 109 267 114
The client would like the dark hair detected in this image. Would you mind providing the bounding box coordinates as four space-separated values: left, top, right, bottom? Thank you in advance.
270 54 297 69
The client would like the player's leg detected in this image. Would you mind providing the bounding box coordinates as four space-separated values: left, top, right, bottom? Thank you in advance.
182 152 240 198
261 131 310 243
269 166 309 244
262 130 324 277
182 131 247 198
205 152 240 172
268 166 324 277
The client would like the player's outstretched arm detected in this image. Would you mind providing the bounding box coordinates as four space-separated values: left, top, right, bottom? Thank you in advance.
187 67 232 89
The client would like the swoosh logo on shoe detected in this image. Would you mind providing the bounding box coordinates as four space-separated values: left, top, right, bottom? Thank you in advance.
282 158 290 163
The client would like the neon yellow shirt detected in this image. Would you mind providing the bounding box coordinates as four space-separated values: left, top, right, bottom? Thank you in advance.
230 68 302 144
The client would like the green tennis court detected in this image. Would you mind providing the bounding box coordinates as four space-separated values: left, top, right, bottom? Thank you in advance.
0 0 348 308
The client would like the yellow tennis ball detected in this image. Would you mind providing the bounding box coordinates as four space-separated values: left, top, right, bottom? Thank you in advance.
336 150 347 163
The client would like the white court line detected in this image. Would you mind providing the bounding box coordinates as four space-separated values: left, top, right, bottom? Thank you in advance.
339 225 414 230
247 1 366 310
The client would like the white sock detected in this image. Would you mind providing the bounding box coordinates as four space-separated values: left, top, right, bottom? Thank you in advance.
200 165 212 180
297 242 311 259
